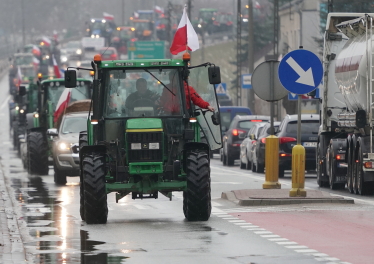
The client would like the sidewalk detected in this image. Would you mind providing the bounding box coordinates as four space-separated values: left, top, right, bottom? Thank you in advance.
222 188 354 206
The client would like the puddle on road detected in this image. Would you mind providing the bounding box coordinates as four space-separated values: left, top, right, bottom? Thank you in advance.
5 149 129 264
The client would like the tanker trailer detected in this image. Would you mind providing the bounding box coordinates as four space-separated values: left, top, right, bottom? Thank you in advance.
317 13 374 195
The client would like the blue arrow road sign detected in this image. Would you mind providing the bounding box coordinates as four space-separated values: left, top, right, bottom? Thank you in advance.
215 83 227 95
278 49 323 95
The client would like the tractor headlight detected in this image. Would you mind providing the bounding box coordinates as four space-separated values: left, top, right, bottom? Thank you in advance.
20 109 24 114
149 143 159 149
131 143 141 150
58 142 70 151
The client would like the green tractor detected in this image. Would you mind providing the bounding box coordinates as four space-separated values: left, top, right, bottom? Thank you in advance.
25 77 92 175
65 54 222 223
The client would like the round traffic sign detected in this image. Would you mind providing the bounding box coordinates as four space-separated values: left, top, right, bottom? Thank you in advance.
278 49 323 95
252 61 288 102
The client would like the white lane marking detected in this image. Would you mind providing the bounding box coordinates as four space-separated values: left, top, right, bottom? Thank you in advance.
212 181 243 184
234 222 253 225
0 95 11 109
295 249 318 253
211 201 222 207
228 220 246 223
254 231 272 234
286 245 309 249
222 217 238 220
247 228 266 231
269 238 289 241
261 234 280 238
277 241 298 245
133 204 148 210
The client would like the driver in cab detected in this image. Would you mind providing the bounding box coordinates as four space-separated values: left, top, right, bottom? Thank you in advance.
125 78 159 110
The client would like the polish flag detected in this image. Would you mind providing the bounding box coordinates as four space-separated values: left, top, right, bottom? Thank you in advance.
41 36 51 47
154 6 164 14
32 45 41 56
169 6 199 55
52 55 61 78
17 66 23 86
54 88 72 123
255 1 261 8
133 11 139 19
103 12 114 20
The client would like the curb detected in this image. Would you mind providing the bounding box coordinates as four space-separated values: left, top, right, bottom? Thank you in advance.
221 189 355 206
0 168 26 263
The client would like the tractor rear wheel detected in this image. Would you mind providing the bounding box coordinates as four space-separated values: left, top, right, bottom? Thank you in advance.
183 151 211 221
27 131 49 175
79 132 87 221
83 153 108 224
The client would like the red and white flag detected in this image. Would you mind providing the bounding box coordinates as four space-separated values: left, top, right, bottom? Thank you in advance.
52 55 61 78
154 6 164 14
41 36 51 47
17 66 23 86
32 45 41 56
103 12 114 20
170 6 199 55
54 88 72 123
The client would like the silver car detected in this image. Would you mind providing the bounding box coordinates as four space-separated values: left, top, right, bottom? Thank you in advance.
47 112 88 184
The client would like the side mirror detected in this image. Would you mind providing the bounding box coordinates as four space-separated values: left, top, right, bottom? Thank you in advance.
211 111 220 125
47 128 58 137
208 66 221 84
19 86 26 97
65 70 77 88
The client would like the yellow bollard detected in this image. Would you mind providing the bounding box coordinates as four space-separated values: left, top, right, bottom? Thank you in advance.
263 135 281 189
289 144 307 197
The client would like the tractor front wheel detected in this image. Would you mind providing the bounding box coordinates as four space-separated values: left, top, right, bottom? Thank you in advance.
83 153 108 224
183 151 211 221
27 131 49 175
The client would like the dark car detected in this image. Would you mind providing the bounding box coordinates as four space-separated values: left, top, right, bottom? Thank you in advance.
222 115 270 166
276 114 319 177
252 121 281 173
239 122 267 169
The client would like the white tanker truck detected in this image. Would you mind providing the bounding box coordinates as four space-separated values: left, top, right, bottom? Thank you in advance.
317 13 374 195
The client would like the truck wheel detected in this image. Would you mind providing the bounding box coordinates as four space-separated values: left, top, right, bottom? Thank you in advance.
79 132 87 221
240 159 246 169
279 167 285 178
53 164 67 185
316 143 328 187
357 145 370 195
329 159 340 190
257 162 265 173
347 146 354 193
27 131 49 175
227 152 234 166
183 151 211 221
251 161 257 172
83 154 108 224
246 157 251 170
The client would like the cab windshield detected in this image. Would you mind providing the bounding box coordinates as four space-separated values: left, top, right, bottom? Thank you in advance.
103 69 183 118
45 80 91 110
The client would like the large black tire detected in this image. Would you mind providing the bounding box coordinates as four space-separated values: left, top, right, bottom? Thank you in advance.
53 164 67 185
245 157 251 170
79 132 88 221
227 151 235 166
27 131 49 175
12 121 19 150
329 158 343 190
257 162 265 173
83 154 108 224
251 161 257 172
356 145 372 195
183 151 211 221
316 143 328 187
347 145 354 193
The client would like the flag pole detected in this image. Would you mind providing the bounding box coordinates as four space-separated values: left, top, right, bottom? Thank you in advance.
185 4 188 53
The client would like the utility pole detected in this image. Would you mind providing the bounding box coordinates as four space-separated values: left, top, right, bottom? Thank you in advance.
21 0 25 47
187 0 192 21
273 0 281 120
122 0 125 25
236 0 242 106
247 0 255 113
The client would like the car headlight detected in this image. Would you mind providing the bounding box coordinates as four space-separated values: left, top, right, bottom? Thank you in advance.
61 56 67 62
58 142 70 151
76 49 82 55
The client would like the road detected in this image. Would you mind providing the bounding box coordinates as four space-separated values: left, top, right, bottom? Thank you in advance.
1 74 374 264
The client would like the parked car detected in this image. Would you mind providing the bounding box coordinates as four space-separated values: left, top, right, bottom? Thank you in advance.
222 115 270 166
65 41 83 60
99 47 118 60
252 121 281 173
239 122 267 169
47 112 88 184
276 114 319 177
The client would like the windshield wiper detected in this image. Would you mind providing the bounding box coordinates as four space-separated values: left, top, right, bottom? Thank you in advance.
143 69 175 96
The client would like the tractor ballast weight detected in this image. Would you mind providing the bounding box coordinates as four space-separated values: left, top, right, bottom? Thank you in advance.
66 54 222 224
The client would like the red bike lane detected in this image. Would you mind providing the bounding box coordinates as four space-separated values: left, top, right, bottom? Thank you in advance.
230 209 374 264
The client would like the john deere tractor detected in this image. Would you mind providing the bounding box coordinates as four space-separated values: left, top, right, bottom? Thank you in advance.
25 76 92 175
65 53 222 224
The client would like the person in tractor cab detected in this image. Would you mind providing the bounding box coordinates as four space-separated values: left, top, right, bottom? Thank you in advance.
160 71 215 115
125 78 159 110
